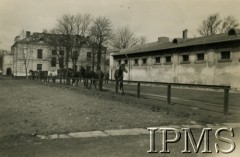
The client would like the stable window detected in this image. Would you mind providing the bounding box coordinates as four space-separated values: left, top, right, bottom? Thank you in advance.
37 64 42 71
87 52 91 61
134 59 138 65
124 60 128 65
118 60 121 65
166 56 171 63
197 53 204 61
37 49 42 59
142 58 147 65
51 57 56 67
220 51 230 60
155 57 160 64
182 54 189 62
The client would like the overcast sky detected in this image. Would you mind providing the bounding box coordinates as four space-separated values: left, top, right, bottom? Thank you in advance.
1 0 240 50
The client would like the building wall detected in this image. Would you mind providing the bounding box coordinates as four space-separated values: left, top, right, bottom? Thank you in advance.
12 42 107 76
111 44 240 90
2 54 13 75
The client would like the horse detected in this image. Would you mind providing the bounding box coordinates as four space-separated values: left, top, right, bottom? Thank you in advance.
79 66 86 83
95 67 105 91
70 69 80 86
83 69 96 89
35 70 48 81
114 64 128 94
104 72 109 83
57 68 75 85
29 70 37 80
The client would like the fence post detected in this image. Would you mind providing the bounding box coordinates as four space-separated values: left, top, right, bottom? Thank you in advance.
137 82 140 98
115 81 118 94
167 84 171 104
224 87 229 115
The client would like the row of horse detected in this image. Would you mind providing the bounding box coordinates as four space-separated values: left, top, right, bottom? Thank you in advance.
29 64 128 93
29 67 109 90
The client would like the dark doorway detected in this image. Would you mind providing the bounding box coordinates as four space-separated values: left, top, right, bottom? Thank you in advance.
6 68 12 76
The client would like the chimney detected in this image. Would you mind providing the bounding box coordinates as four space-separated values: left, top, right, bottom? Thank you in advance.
182 29 188 39
26 31 31 38
158 37 169 43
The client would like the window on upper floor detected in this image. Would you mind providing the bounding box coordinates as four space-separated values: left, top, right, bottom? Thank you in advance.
73 51 78 58
86 66 91 71
37 49 42 59
124 60 128 65
87 52 91 61
52 50 57 55
59 50 64 56
59 58 64 68
51 57 56 67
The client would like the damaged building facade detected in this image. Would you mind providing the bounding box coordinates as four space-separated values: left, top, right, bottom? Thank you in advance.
11 31 107 76
110 29 240 90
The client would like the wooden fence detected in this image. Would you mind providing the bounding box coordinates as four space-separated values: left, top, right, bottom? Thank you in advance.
29 76 231 115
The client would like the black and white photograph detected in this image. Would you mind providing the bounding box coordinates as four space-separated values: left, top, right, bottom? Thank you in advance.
0 0 240 156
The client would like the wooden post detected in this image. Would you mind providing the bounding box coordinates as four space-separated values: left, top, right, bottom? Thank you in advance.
137 82 140 98
115 81 118 94
167 84 171 104
224 87 229 115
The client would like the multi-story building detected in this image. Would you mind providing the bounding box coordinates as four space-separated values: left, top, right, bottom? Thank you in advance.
11 31 107 76
110 28 240 90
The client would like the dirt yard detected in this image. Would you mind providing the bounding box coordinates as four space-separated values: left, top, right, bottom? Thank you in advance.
0 77 238 139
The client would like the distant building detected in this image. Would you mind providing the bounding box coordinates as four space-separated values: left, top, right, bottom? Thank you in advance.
11 31 107 76
2 53 13 75
110 28 240 90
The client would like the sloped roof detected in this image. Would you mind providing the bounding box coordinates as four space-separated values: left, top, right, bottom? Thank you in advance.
12 32 105 49
112 28 240 56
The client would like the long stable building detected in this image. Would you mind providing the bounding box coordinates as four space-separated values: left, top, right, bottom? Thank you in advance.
110 29 240 90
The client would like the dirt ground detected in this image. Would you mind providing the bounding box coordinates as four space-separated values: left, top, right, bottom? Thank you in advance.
0 77 239 140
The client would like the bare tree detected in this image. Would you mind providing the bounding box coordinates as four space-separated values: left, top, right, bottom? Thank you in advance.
198 13 239 36
53 14 92 70
55 14 75 70
90 16 112 69
45 29 65 69
74 13 92 70
198 13 222 36
20 42 33 78
220 16 239 33
138 36 147 46
110 26 147 49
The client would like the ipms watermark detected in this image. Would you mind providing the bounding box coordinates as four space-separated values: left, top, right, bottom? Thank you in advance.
147 127 235 154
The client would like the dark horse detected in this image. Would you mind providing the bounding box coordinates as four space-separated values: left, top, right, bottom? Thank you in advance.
57 68 77 85
29 70 37 80
114 64 128 94
81 66 104 90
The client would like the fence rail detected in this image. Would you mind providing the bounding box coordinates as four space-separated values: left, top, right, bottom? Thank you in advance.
28 76 231 115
